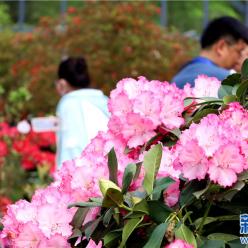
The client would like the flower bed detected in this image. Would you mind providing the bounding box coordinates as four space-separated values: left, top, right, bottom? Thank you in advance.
1 63 248 247
0 121 55 222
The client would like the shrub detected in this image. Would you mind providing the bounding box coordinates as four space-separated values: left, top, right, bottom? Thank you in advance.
0 2 197 122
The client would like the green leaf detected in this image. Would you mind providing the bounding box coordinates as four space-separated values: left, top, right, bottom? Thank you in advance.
133 199 149 215
241 58 248 80
102 188 123 208
223 95 237 104
238 171 248 181
104 231 122 248
194 217 217 229
180 180 205 206
236 79 248 104
193 183 210 199
221 73 241 86
84 216 103 239
184 97 194 107
152 177 175 200
68 201 102 208
68 228 82 240
103 208 114 226
143 223 168 248
218 85 233 98
122 163 136 193
119 217 144 248
192 108 219 124
142 144 162 197
89 197 103 204
108 147 118 185
199 240 225 248
147 200 172 223
207 233 238 242
70 207 90 229
193 215 239 230
175 223 197 248
228 238 248 248
99 179 121 196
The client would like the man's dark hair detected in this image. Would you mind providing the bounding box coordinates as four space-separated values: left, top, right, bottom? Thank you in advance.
201 16 248 49
58 57 90 88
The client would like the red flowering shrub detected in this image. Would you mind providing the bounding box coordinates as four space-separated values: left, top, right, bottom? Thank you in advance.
0 121 55 210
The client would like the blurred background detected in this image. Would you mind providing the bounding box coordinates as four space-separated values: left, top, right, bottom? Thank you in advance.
1 0 247 123
0 0 248 218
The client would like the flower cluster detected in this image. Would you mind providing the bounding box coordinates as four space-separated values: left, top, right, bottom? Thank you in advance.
1 75 248 247
0 121 55 171
108 77 186 148
173 103 248 187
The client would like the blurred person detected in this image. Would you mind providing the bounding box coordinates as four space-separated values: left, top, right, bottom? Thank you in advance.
232 45 248 72
172 16 248 88
55 57 109 168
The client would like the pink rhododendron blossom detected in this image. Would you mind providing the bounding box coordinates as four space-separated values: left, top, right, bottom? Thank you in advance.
208 144 245 187
178 140 208 180
86 239 102 248
108 76 185 147
195 115 223 157
192 75 221 98
163 180 180 207
220 102 248 140
159 146 180 179
165 239 194 248
14 222 46 248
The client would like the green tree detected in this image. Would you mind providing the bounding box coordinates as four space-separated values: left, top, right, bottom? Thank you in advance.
0 3 12 26
167 1 240 33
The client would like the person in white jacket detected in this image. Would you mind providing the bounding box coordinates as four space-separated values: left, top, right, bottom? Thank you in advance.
55 57 109 168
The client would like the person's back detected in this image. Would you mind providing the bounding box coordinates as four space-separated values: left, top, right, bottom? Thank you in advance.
172 16 248 88
55 57 109 168
172 57 229 88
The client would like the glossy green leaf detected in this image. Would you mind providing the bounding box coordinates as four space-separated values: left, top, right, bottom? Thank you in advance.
218 85 233 98
119 217 144 248
133 199 149 214
207 233 238 242
221 73 241 86
199 240 225 248
223 95 237 104
142 144 162 196
228 238 248 248
68 228 82 240
147 200 172 223
68 201 102 208
102 188 123 208
241 58 248 80
122 163 136 194
108 147 118 185
180 180 205 206
103 208 114 226
104 231 121 248
175 223 197 248
70 207 89 229
99 179 121 196
84 216 103 239
238 171 248 180
143 223 168 248
152 177 175 200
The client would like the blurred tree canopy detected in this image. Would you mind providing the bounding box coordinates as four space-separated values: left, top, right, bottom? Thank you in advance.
1 1 243 34
0 3 12 26
167 1 241 33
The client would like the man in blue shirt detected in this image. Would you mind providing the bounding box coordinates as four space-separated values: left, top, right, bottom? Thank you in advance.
172 16 248 88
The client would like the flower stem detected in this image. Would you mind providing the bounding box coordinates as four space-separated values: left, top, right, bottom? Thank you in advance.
198 201 212 234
